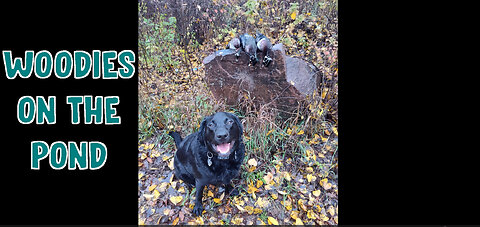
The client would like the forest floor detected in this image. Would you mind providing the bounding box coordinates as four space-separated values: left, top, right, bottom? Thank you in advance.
137 0 338 225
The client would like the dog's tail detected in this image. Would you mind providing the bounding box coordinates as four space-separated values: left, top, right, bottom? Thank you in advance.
168 131 183 148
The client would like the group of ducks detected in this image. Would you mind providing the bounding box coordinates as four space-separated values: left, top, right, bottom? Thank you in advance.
227 32 273 67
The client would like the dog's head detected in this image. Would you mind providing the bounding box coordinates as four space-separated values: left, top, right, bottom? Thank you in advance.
199 112 243 159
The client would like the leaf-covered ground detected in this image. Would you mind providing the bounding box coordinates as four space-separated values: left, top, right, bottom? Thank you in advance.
138 0 338 225
138 132 338 225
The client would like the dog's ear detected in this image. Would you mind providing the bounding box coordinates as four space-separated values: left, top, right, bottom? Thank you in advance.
228 112 243 137
197 115 210 145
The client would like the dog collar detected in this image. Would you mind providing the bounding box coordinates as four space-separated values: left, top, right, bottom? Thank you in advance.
207 150 237 166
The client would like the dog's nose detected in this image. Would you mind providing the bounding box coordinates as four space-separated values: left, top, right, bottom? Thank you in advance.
216 132 228 140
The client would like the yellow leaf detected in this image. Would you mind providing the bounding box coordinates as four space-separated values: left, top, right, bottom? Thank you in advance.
290 210 299 220
148 184 157 191
264 172 274 184
283 172 292 181
257 218 266 225
231 216 244 225
158 182 169 192
147 143 155 149
163 208 171 215
327 205 336 216
256 180 263 188
153 189 160 200
287 128 292 135
307 209 317 219
172 217 179 225
306 167 314 173
268 216 279 225
245 205 254 215
248 166 256 172
248 158 258 166
162 154 172 161
178 186 185 193
235 204 245 212
266 129 274 136
320 178 328 186
254 208 263 214
312 190 321 197
271 192 278 200
306 174 313 183
207 190 214 197
255 197 269 208
247 184 258 194
298 199 307 211
138 172 144 179
195 216 204 225
169 196 183 205
297 130 304 135
332 127 338 135
168 158 174 170
295 218 304 225
213 198 222 204
290 11 297 20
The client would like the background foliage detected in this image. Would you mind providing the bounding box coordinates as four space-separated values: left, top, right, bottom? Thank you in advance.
138 0 338 225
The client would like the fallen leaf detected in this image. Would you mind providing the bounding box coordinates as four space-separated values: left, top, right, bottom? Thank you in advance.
254 208 263 214
213 198 222 204
255 197 269 208
172 217 179 225
247 184 258 194
297 130 304 135
312 190 321 197
231 216 244 225
207 190 214 197
195 216 204 225
245 205 254 214
163 208 171 215
298 199 307 211
266 129 274 136
295 218 304 225
327 206 335 216
307 174 313 183
271 192 278 200
168 158 174 170
248 158 258 166
307 209 317 219
306 167 314 173
290 11 296 20
169 196 183 205
256 179 263 188
290 210 299 220
178 186 185 193
264 172 274 184
268 216 279 225
148 184 157 191
153 189 160 200
236 204 245 212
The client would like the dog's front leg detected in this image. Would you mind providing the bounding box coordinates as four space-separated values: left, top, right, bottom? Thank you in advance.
193 181 205 216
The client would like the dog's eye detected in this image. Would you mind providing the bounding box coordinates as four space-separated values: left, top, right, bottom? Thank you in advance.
226 119 234 125
207 122 214 127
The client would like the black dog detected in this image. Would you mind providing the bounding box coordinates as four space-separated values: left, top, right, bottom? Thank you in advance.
169 112 245 216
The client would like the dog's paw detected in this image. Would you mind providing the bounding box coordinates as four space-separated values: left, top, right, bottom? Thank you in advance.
192 203 204 216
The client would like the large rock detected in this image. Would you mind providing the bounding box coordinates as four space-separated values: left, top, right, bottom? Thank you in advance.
203 43 320 113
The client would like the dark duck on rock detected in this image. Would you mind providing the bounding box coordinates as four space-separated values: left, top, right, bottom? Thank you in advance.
239 33 258 66
255 32 273 67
